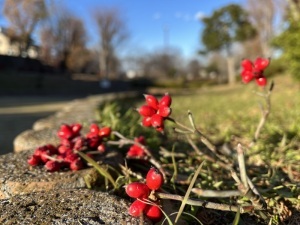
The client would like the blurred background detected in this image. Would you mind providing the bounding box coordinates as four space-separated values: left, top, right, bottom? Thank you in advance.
0 0 296 88
0 0 299 153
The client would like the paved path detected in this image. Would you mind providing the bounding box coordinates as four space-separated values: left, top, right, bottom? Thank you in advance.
0 96 79 155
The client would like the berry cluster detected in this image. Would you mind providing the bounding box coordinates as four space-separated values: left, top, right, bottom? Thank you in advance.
241 57 270 86
138 93 172 132
27 123 111 172
126 167 164 222
127 136 146 158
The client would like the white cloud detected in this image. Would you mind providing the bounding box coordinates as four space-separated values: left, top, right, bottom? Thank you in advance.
194 11 206 20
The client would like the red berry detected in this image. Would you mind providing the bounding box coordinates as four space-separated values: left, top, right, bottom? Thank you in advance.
57 124 73 139
146 168 164 190
90 123 100 134
138 105 156 117
159 93 172 107
256 76 267 87
127 145 146 158
144 94 159 110
71 123 82 135
70 158 84 171
27 155 41 166
254 57 270 71
64 153 79 164
58 145 72 155
142 116 152 127
99 126 111 137
151 114 164 128
241 70 254 83
241 59 253 71
125 182 150 199
97 143 106 153
144 204 163 222
128 199 147 217
157 106 171 117
45 160 61 172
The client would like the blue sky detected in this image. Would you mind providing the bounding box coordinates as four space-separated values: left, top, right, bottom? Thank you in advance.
62 0 244 59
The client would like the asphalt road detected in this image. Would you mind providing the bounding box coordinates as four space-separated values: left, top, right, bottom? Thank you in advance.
0 96 78 155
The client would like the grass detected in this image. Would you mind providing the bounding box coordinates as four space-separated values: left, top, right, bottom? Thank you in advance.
95 74 300 225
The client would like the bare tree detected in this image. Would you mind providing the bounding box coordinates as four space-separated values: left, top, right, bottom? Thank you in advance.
245 0 286 57
40 7 87 72
3 0 48 56
94 8 128 79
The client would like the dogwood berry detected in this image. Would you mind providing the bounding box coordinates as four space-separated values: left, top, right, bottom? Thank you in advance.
125 182 150 199
240 57 270 87
128 199 147 217
146 167 164 191
144 204 163 223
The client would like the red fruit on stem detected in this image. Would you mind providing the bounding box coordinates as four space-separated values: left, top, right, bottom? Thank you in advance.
45 160 61 172
99 126 111 137
146 167 164 190
138 105 156 117
71 123 82 135
57 124 73 139
158 106 171 117
254 57 270 71
159 93 172 107
142 116 152 127
128 199 147 217
151 114 164 128
127 145 145 158
97 143 106 153
144 204 163 222
241 70 254 83
241 59 253 71
90 123 100 134
144 94 159 110
58 145 72 155
64 153 79 164
70 158 84 171
27 155 41 166
125 182 150 199
256 76 267 87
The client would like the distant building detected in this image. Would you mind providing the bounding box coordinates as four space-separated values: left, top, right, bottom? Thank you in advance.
0 27 39 59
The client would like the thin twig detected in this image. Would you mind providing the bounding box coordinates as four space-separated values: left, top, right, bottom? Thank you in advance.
191 188 241 198
156 192 253 213
253 81 274 143
237 144 248 189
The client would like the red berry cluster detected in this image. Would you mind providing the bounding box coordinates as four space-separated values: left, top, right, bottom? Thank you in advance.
126 167 164 222
138 93 172 132
127 136 146 158
27 123 111 172
241 57 270 86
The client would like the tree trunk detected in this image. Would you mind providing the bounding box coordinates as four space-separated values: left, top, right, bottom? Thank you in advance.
227 56 235 85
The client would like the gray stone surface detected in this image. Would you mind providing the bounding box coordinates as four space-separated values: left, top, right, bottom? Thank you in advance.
13 128 59 152
0 150 101 199
0 188 152 225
